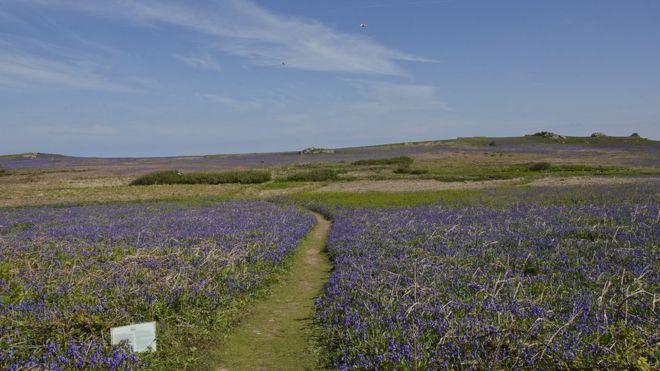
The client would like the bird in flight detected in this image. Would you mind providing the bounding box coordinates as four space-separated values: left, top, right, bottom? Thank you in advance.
360 23 368 28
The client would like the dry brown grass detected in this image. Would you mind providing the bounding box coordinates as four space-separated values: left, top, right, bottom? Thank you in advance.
0 182 245 208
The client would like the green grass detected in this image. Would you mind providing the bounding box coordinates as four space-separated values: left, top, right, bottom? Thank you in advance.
507 163 652 176
283 189 484 208
257 181 303 190
403 162 656 182
280 182 660 209
130 170 271 185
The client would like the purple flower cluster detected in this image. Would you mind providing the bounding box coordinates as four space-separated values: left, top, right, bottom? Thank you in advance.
316 193 659 369
0 201 315 370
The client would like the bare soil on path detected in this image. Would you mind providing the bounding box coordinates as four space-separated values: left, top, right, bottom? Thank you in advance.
207 211 332 371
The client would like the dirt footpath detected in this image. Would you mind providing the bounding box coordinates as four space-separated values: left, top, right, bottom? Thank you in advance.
208 212 332 371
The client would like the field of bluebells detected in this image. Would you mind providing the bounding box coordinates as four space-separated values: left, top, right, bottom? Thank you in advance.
0 201 314 369
315 185 659 369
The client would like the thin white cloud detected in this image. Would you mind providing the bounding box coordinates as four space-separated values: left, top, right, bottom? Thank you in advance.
23 0 428 76
28 124 121 136
348 80 452 112
197 93 263 111
0 51 136 92
174 54 222 71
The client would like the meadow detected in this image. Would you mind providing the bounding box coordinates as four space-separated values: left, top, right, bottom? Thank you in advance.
0 201 314 369
313 184 659 369
0 136 658 369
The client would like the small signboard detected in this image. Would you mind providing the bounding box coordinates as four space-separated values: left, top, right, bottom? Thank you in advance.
111 321 157 352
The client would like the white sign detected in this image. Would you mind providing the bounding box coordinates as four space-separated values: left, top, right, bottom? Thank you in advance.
111 321 157 353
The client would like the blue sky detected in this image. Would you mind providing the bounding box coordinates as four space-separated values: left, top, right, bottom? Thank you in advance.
1 0 658 156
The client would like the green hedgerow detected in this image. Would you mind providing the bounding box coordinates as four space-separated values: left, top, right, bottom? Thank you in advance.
286 169 338 182
130 170 271 185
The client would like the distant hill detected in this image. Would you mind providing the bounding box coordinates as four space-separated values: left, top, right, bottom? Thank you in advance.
1 135 658 173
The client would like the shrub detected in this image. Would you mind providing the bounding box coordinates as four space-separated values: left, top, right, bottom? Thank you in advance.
130 170 271 185
528 162 551 171
286 169 338 182
590 132 607 138
130 170 182 185
352 156 414 166
182 171 271 184
393 166 428 175
630 132 641 138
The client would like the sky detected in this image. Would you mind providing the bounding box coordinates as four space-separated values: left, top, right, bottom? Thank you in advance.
1 0 659 157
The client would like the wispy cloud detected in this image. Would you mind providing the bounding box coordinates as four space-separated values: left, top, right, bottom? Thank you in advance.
28 124 121 136
197 93 263 110
174 53 222 72
27 0 428 76
348 80 452 112
0 33 137 92
0 51 136 92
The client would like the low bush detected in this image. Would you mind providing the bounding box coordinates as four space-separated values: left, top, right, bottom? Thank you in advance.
352 156 413 166
130 170 181 185
130 170 271 185
286 169 338 182
393 166 428 175
528 162 551 171
553 164 609 172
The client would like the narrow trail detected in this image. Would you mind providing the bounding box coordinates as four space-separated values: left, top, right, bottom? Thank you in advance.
209 211 332 371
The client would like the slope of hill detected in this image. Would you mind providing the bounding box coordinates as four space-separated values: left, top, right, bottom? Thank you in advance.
1 135 658 173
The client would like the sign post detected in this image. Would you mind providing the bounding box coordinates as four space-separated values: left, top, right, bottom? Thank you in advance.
111 322 157 353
